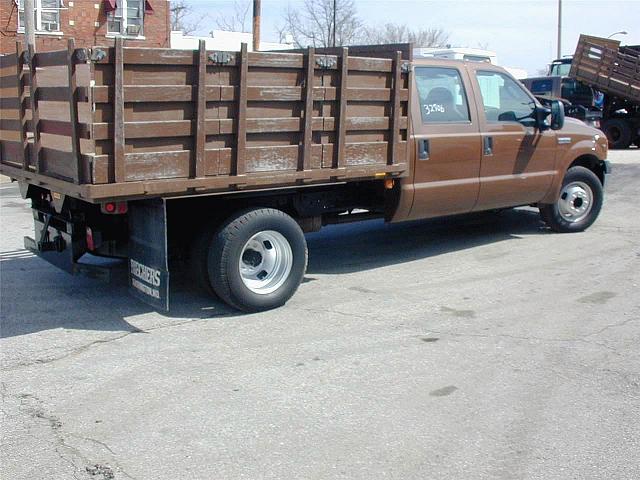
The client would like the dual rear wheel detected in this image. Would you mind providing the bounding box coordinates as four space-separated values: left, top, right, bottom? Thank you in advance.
191 208 307 312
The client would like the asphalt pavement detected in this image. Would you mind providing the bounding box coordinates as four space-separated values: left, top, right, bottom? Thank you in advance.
1 150 639 480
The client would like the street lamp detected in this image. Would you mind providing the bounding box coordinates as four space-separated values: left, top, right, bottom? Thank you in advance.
607 31 628 39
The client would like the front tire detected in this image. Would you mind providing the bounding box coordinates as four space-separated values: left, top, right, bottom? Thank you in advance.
207 208 307 312
539 166 603 233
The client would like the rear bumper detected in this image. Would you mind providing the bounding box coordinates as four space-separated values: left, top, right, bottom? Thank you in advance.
24 209 113 281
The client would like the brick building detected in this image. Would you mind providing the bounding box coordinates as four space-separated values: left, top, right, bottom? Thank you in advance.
0 0 170 54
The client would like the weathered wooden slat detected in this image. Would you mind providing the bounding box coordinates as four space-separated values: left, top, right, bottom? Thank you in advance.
0 96 21 110
0 73 28 89
90 46 395 72
123 48 199 66
194 40 207 178
126 150 191 181
0 52 19 69
89 84 408 104
248 52 301 69
40 147 76 180
38 86 72 102
113 37 125 183
89 116 407 140
335 48 349 168
235 43 248 176
388 51 401 166
323 141 407 166
28 44 43 172
93 142 399 182
348 56 393 72
1 119 91 138
1 140 33 168
67 39 83 183
34 49 69 68
301 47 315 172
329 87 409 102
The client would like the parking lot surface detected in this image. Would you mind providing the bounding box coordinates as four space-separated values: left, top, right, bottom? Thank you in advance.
1 150 639 480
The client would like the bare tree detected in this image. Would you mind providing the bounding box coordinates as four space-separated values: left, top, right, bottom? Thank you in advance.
170 0 203 35
363 23 449 47
278 0 363 48
215 0 251 33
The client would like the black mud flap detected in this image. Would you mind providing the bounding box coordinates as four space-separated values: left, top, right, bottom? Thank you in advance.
128 199 170 311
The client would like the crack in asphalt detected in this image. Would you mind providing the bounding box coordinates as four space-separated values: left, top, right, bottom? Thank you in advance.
2 318 204 371
582 316 640 338
11 392 137 480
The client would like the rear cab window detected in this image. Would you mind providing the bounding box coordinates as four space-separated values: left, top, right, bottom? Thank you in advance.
415 67 471 124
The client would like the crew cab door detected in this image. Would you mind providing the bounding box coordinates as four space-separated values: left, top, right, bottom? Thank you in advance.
405 64 482 220
469 68 557 210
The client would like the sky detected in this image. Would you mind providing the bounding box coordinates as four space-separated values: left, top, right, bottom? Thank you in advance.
184 0 640 76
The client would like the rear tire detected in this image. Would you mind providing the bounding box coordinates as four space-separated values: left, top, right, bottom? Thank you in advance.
603 118 632 149
539 166 603 233
206 208 307 312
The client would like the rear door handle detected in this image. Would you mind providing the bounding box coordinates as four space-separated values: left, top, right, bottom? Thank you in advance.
483 136 493 156
418 139 430 160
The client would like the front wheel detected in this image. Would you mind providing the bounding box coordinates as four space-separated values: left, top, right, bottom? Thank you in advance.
206 208 307 312
539 166 603 233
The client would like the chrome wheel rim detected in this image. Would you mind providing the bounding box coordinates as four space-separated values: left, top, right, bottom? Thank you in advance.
239 230 293 295
558 181 593 223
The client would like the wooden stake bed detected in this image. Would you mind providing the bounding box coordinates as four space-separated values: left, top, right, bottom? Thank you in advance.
570 35 640 104
0 40 412 202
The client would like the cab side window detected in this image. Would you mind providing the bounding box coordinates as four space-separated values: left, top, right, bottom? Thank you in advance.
476 71 535 125
415 67 471 123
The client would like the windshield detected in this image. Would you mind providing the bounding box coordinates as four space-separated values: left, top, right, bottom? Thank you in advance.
549 62 572 77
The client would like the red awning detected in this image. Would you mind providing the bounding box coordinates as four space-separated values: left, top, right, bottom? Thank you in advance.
104 0 116 13
144 0 153 14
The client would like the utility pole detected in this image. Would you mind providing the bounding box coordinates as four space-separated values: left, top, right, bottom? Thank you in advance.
332 0 336 47
556 0 562 58
252 0 261 52
24 0 36 51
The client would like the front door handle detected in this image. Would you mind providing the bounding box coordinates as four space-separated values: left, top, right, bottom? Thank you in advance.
418 139 430 160
483 136 493 156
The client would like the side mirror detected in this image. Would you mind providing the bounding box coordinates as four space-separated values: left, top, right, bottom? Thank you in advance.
535 105 552 131
550 99 565 130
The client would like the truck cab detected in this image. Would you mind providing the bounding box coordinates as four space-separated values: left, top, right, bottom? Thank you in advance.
394 58 609 225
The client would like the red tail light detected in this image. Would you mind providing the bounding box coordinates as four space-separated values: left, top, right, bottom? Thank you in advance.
86 226 95 250
101 201 128 215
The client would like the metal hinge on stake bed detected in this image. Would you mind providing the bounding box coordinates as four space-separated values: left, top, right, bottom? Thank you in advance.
90 48 107 62
315 56 337 69
74 48 89 63
208 52 234 64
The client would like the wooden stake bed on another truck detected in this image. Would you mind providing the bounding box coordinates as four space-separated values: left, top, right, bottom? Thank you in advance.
0 40 611 311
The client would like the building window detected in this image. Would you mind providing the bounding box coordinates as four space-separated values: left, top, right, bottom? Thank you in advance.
18 0 62 33
107 0 145 37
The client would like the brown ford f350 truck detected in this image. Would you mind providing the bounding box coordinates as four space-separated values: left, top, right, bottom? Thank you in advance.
0 40 610 312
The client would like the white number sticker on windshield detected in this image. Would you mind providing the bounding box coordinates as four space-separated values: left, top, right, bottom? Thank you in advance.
423 104 445 115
